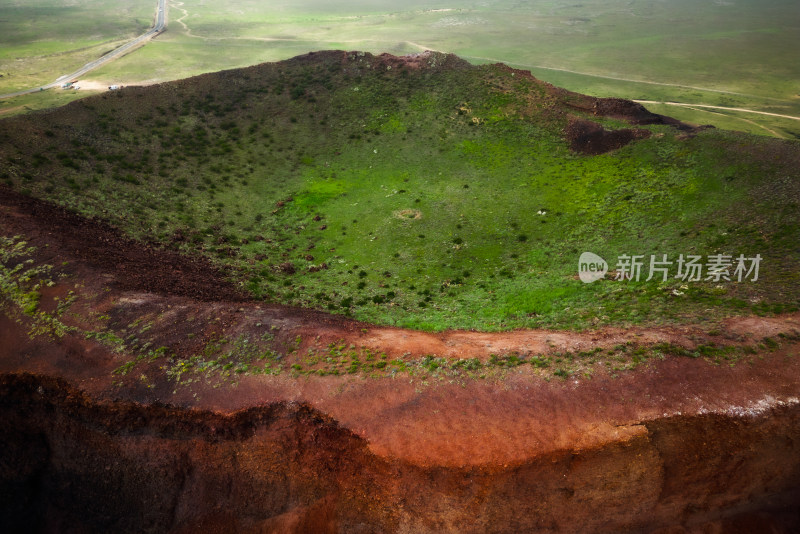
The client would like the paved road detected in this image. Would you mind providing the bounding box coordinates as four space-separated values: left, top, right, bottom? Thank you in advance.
0 0 166 100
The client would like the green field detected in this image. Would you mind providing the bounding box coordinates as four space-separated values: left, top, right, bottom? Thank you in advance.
2 52 798 331
1 0 799 138
0 0 152 91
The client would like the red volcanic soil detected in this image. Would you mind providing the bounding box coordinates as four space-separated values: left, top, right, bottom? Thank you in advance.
564 116 652 155
0 186 245 302
2 187 800 532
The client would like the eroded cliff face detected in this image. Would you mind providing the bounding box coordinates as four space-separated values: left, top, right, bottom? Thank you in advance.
2 373 798 534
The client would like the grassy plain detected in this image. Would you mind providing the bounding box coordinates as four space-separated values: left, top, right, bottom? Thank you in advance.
1 0 798 137
0 0 152 91
2 53 798 331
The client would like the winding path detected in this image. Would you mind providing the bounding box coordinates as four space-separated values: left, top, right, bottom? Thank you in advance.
634 99 800 122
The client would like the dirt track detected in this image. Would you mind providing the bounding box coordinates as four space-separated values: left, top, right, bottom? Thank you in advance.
2 187 800 532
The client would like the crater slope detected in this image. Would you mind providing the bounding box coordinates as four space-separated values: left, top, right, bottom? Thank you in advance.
2 51 800 532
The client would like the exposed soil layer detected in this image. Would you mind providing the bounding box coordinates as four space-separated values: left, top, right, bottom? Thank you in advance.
564 116 652 154
493 61 702 153
554 86 706 153
2 373 800 533
0 186 246 302
558 92 696 129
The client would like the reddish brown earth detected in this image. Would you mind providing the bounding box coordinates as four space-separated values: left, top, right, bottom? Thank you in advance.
2 188 800 532
564 117 652 155
491 62 704 154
